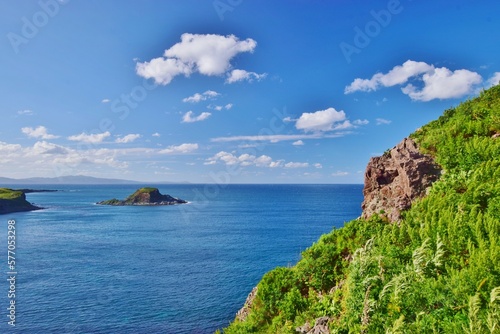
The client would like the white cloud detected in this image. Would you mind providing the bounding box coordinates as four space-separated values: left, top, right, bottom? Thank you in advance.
401 68 482 101
487 72 500 88
295 107 347 132
67 131 111 144
345 60 434 93
226 69 267 84
292 140 304 146
152 132 161 137
0 141 22 154
115 134 141 143
17 109 34 116
209 103 233 111
159 143 198 154
183 90 220 103
31 141 69 155
101 99 110 103
136 33 257 85
204 151 283 168
332 171 349 176
136 57 191 85
21 126 59 139
284 162 309 168
211 132 349 143
182 111 212 123
314 163 323 169
376 118 392 125
345 60 484 101
353 119 369 125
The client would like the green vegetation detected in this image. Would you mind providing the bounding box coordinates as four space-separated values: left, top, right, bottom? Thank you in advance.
0 188 23 200
222 85 500 333
135 187 158 193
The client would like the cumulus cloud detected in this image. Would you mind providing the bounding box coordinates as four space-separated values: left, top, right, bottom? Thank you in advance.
0 140 132 174
67 131 111 144
101 99 110 103
292 140 304 146
183 90 220 103
152 132 161 137
182 111 212 123
345 60 484 101
376 118 392 125
332 171 349 176
295 107 348 132
159 143 198 154
487 72 500 88
204 151 283 168
226 69 267 84
115 134 141 143
136 33 257 85
31 141 69 155
345 60 434 93
402 68 482 101
21 126 59 139
314 163 323 169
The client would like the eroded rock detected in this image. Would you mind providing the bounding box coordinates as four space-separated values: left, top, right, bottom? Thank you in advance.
361 138 441 222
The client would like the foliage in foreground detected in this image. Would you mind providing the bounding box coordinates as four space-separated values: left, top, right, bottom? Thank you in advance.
222 85 500 333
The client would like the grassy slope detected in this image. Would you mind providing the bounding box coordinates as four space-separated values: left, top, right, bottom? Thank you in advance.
0 188 23 200
223 85 500 333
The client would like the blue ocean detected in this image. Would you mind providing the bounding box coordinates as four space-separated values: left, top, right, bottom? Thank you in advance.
0 184 363 333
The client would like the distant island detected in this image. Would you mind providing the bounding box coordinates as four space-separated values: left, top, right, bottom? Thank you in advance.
97 187 187 206
0 188 45 215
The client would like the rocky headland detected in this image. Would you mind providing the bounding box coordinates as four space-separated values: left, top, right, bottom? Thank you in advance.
97 187 187 206
0 188 44 215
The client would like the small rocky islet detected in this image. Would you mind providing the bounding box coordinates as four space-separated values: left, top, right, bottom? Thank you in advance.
97 187 187 206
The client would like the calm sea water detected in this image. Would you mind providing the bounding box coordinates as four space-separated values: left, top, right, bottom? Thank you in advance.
0 184 362 333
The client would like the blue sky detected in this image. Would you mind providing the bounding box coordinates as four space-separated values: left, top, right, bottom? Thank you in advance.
1 0 499 183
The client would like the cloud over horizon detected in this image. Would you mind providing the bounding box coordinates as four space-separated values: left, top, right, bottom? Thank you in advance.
159 143 199 154
67 131 111 144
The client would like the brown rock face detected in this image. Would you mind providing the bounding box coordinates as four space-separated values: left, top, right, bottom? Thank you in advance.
361 138 441 222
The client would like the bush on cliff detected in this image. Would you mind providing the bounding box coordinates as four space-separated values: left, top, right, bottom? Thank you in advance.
223 85 500 333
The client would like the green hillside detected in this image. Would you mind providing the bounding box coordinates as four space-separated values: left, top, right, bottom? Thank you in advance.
222 85 500 333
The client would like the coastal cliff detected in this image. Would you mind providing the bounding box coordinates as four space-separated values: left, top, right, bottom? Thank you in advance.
222 85 500 333
361 137 441 222
0 188 42 215
97 187 187 206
